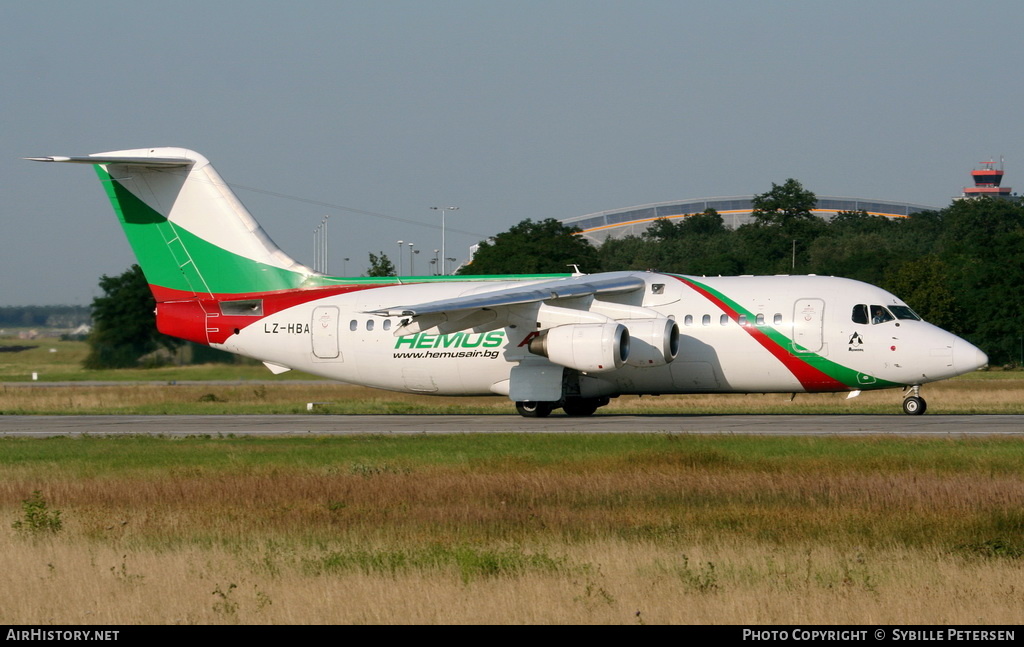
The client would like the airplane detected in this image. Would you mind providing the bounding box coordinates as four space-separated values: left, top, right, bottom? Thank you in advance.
28 148 988 416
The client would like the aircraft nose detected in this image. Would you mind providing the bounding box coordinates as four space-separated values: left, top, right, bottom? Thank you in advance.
953 339 988 375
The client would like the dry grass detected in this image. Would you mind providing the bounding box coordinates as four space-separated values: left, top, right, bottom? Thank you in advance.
1 435 1022 624
2 374 1023 414
0 383 511 415
3 537 1021 624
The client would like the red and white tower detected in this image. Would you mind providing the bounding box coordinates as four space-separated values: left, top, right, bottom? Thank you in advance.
962 158 1012 198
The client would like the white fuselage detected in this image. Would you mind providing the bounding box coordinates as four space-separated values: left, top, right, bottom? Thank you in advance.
217 272 985 398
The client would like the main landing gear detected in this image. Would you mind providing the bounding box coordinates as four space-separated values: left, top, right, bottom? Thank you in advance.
901 385 927 416
515 401 555 418
515 397 610 418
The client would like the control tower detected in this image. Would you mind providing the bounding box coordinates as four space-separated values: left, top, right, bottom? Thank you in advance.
963 159 1012 198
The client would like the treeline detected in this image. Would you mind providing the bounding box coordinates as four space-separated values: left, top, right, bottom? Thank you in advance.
465 181 1024 366
0 305 91 329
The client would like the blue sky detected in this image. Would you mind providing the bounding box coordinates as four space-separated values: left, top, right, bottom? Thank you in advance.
4 1 1022 305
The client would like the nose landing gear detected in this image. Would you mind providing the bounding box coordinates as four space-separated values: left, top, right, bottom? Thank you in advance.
902 385 927 415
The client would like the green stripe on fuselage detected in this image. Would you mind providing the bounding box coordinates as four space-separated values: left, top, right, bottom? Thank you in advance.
677 275 899 389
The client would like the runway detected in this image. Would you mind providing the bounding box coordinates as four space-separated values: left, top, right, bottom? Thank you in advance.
1 414 1022 437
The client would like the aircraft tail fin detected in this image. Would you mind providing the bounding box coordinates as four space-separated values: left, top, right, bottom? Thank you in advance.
29 148 315 302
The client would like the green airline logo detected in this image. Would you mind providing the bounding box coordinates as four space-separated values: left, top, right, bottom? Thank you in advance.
395 331 505 350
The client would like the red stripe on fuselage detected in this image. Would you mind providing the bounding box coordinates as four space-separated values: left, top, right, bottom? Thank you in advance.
671 276 846 392
152 283 390 345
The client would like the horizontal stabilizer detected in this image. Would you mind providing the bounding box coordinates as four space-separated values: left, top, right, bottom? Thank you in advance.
26 155 193 167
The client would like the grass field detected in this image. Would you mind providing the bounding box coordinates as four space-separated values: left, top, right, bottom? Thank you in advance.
3 338 1023 624
2 434 1023 624
0 337 316 383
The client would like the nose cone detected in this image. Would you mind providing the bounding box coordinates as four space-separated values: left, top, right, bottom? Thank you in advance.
953 339 988 376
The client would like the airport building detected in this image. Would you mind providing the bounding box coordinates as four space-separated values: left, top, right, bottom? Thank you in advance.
562 195 938 244
562 160 1015 244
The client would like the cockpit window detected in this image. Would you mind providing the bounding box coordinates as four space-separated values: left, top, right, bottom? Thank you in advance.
889 305 921 321
854 303 918 324
870 305 894 324
852 304 869 325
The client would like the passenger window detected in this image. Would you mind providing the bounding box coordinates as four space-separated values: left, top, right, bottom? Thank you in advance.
349 320 358 331
852 304 869 325
383 319 392 331
773 313 782 325
684 315 693 326
756 314 765 325
738 315 748 326
702 314 711 326
366 320 375 331
720 314 729 326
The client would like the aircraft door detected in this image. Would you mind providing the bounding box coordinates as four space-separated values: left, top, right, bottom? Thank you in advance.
792 299 824 353
311 306 341 359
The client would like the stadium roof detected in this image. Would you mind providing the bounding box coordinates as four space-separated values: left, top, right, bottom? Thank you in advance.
562 195 938 243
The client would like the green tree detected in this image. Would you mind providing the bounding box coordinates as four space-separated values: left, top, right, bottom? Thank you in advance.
677 208 728 236
884 255 963 335
598 235 665 272
751 179 818 228
460 218 599 275
807 231 896 286
643 217 685 242
937 198 1024 364
826 209 894 235
643 209 727 242
365 252 396 277
740 179 824 273
603 210 739 275
83 265 180 369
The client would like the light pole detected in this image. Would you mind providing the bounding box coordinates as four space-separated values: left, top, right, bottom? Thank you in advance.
397 240 404 276
408 242 416 275
343 257 349 276
322 215 329 275
433 249 440 275
313 226 319 273
313 215 329 273
446 257 457 275
430 206 459 275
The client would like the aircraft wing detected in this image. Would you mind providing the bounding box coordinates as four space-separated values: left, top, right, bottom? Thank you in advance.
368 272 647 333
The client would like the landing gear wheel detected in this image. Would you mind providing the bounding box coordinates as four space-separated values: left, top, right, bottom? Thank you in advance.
902 396 927 416
562 398 599 417
516 401 554 418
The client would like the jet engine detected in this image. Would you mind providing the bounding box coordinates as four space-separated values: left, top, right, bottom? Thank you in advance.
527 322 629 373
621 318 679 367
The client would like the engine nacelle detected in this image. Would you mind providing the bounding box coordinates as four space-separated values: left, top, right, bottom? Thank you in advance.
528 323 629 373
621 318 679 367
